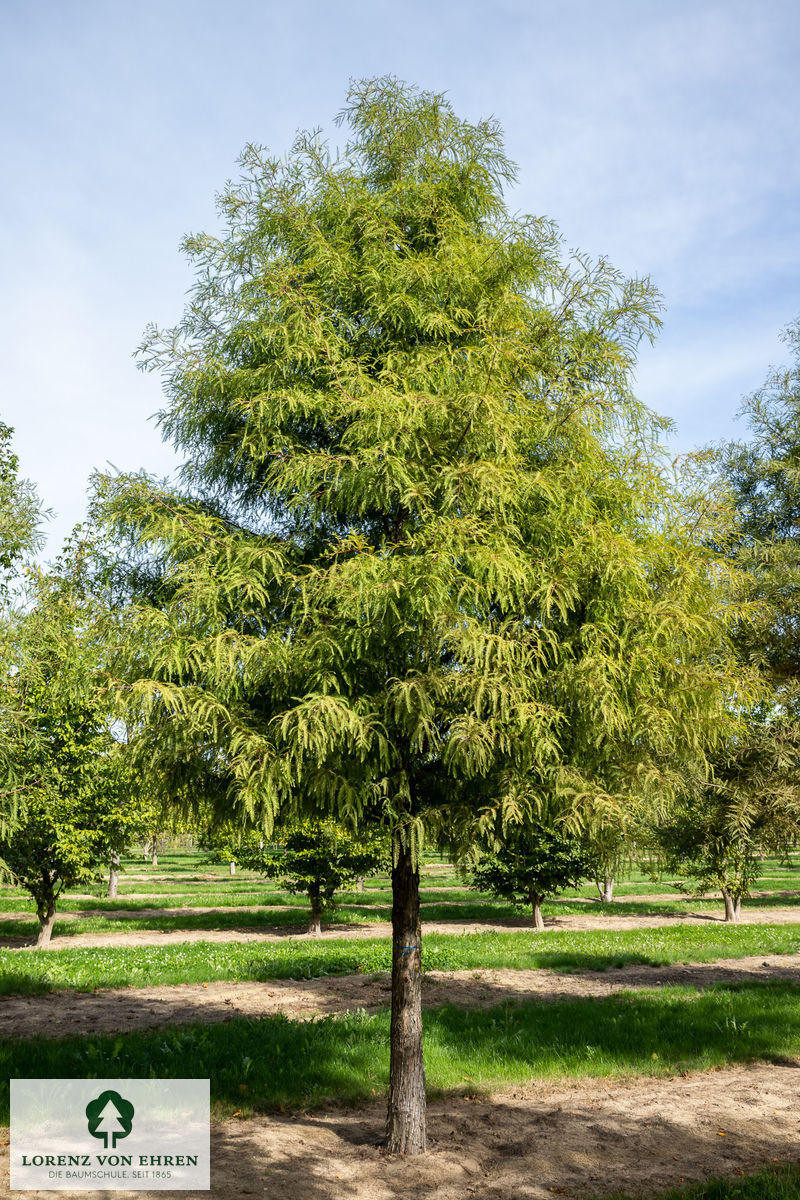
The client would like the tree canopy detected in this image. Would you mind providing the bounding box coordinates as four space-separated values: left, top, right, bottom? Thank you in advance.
99 76 750 1153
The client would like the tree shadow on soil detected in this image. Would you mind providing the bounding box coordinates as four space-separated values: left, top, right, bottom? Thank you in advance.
203 1082 800 1200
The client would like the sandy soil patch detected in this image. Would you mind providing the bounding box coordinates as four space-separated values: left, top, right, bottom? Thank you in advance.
2 1063 799 1199
1 954 798 1041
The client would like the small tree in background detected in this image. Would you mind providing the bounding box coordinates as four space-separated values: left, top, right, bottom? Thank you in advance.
237 818 390 934
0 543 131 945
653 715 800 922
199 821 264 877
470 820 593 929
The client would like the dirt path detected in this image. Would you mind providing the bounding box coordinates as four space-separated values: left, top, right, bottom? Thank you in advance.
2 1063 799 1198
2 905 800 950
1 953 798 1041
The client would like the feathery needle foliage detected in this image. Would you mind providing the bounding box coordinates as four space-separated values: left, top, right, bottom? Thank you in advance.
99 77 751 1152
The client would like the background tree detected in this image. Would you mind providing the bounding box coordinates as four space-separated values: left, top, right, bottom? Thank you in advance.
652 713 800 922
0 422 44 583
0 548 134 945
714 318 800 692
0 422 46 836
582 815 633 904
199 819 265 876
235 818 389 934
99 78 747 1153
678 319 800 916
470 819 592 929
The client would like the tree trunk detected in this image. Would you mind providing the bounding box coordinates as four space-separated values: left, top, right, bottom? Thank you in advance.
356 876 365 892
722 888 739 923
530 892 544 931
107 851 120 899
595 875 614 903
386 838 426 1154
229 860 236 876
36 902 57 949
307 893 323 937
151 838 158 868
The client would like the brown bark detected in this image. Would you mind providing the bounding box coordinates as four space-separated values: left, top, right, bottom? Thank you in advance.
307 891 323 937
530 892 545 931
107 851 120 899
36 903 57 949
356 876 365 892
386 838 427 1154
722 888 741 922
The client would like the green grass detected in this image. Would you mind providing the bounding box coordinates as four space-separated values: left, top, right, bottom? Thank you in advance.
1 922 799 995
601 1165 800 1200
0 885 502 914
1 982 799 1118
0 891 798 927
0 907 380 938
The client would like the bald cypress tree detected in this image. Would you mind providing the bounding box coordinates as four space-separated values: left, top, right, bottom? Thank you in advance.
101 78 745 1154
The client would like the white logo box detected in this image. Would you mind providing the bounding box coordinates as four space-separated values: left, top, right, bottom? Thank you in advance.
11 1079 210 1191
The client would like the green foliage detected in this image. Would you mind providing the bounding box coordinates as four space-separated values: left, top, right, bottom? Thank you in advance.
470 820 593 916
0 538 144 939
0 422 44 581
237 818 390 925
653 713 800 914
715 318 800 689
198 822 264 866
0 423 46 833
97 77 746 864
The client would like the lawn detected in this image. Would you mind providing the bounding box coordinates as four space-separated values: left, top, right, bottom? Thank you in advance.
1 981 799 1118
1 922 799 994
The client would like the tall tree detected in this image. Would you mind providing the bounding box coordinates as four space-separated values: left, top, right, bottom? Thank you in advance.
715 318 800 689
0 422 46 836
99 78 745 1153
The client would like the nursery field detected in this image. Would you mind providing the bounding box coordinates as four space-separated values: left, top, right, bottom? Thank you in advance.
1 851 800 1199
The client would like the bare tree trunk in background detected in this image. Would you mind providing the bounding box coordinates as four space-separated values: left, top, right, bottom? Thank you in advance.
229 861 236 876
595 875 614 903
151 837 158 868
107 850 120 899
386 839 426 1154
530 891 545 931
722 888 739 922
36 901 57 949
307 890 323 936
356 876 365 892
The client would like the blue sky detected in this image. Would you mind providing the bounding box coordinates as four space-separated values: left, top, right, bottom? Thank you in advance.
2 0 798 555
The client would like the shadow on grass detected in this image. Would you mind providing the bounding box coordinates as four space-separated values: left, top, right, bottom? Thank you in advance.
0 907 381 944
2 981 800 1120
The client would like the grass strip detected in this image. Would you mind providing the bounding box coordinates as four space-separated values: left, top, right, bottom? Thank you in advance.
1 923 798 995
0 982 799 1119
600 1164 800 1199
1 891 797 923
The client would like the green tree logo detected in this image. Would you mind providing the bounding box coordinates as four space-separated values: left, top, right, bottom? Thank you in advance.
85 1090 135 1149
